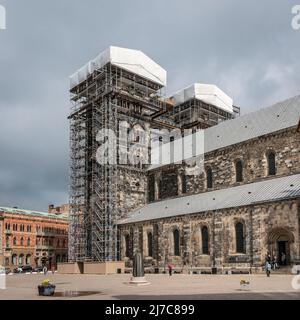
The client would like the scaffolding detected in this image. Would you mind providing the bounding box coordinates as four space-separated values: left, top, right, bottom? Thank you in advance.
69 62 167 262
68 47 240 263
171 98 236 130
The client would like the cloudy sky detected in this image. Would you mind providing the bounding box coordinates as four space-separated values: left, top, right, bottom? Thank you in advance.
0 0 299 211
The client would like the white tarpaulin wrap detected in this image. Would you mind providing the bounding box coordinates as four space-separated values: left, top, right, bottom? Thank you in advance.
171 83 233 113
70 46 167 89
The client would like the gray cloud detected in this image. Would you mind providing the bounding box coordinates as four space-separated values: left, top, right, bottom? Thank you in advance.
0 0 299 211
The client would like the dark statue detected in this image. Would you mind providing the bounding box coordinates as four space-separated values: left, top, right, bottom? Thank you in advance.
133 250 144 278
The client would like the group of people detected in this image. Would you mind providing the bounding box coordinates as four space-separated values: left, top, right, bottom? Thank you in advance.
265 252 286 277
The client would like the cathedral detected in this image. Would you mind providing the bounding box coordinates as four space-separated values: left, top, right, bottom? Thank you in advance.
69 46 300 274
118 97 300 273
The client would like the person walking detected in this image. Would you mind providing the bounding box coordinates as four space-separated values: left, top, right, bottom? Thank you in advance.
168 263 173 277
51 265 55 274
281 253 286 266
272 256 278 270
43 265 48 275
265 260 271 277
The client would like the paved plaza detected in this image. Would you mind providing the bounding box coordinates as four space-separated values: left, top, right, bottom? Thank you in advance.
0 273 300 300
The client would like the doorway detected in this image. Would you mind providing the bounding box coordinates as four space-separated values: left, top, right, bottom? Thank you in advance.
278 241 288 265
268 227 293 266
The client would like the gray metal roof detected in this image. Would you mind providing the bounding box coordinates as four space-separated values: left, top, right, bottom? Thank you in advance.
204 95 300 154
148 95 300 170
119 173 300 224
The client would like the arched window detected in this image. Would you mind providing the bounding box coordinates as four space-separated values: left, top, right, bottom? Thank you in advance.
18 254 24 265
13 237 17 246
12 254 17 265
27 238 31 247
147 232 153 257
235 222 245 253
125 234 130 258
201 226 209 254
267 151 276 176
20 237 24 246
235 160 243 182
173 229 180 256
206 167 213 189
6 236 9 247
25 254 31 265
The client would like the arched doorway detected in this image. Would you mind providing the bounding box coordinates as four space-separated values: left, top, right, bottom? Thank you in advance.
268 228 294 265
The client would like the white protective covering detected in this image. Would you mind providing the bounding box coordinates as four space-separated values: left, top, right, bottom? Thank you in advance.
171 83 233 113
70 46 167 89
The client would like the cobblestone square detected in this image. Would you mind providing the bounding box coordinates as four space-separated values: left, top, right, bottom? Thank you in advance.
0 273 299 300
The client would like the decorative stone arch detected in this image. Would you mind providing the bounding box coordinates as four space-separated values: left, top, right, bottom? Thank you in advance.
267 227 295 265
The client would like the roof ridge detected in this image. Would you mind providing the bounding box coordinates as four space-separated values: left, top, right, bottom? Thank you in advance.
206 94 300 132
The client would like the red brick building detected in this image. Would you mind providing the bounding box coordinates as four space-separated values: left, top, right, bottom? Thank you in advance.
0 207 69 269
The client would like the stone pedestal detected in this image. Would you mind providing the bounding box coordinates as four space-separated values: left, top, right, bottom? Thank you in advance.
129 251 150 285
129 276 150 286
